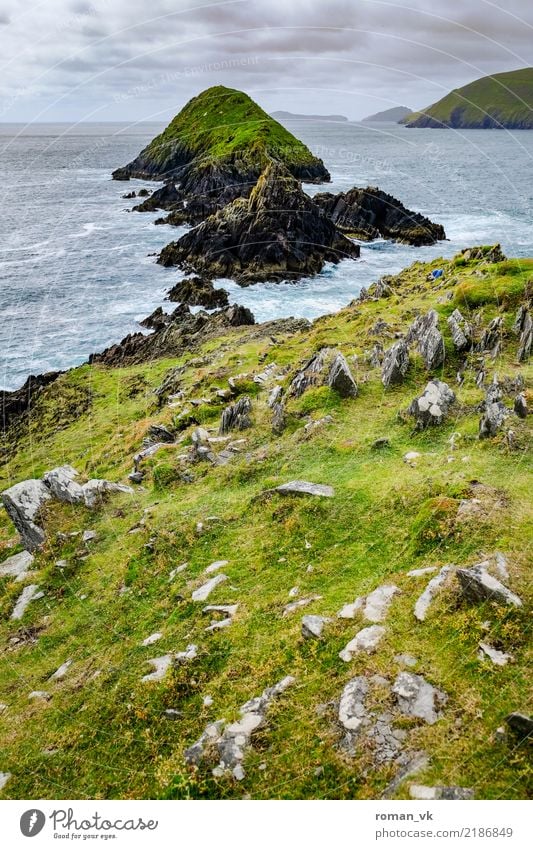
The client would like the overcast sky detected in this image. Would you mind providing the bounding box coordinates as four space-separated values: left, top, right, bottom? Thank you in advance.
0 0 532 123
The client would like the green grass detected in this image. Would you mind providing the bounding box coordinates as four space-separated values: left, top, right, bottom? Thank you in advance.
0 250 531 800
403 67 533 129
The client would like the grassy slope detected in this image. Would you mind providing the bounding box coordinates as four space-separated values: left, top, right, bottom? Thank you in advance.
139 86 325 171
0 253 531 800
403 67 533 129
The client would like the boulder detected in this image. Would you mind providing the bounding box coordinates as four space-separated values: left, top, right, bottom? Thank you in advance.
219 396 252 435
408 379 456 429
456 566 522 607
328 353 358 398
478 317 503 355
381 340 409 387
339 625 386 660
505 713 533 738
81 479 134 508
514 393 528 418
407 310 444 370
301 614 329 639
392 672 447 724
338 676 369 732
447 309 472 352
1 479 52 551
167 276 229 309
43 465 85 504
274 481 334 497
515 308 532 362
0 550 34 581
289 349 330 397
360 584 400 622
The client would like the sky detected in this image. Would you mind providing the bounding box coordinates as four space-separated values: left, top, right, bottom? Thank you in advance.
0 0 532 123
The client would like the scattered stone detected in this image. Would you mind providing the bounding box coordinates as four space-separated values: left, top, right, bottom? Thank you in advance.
339 625 386 661
337 598 364 619
141 633 163 647
288 586 300 598
381 340 409 387
456 565 522 607
493 551 509 581
49 659 73 681
414 565 454 621
301 614 329 639
271 402 286 435
409 785 473 800
169 563 188 580
163 709 181 720
283 595 322 616
338 676 369 732
514 392 528 418
407 566 437 577
403 451 421 464
289 349 330 397
192 573 228 602
408 379 456 429
142 654 173 682
479 380 508 438
328 353 358 398
28 690 52 702
360 584 400 622
203 604 239 618
371 437 390 449
303 415 333 436
175 644 198 662
415 314 445 370
274 481 334 498
392 672 447 724
203 695 214 707
0 550 34 581
1 479 52 551
514 306 532 361
381 752 429 798
0 772 12 791
478 642 513 666
205 618 233 632
395 653 418 668
267 385 283 408
505 713 533 738
184 720 226 765
219 396 252 435
447 309 472 352
82 530 97 543
43 465 85 503
10 584 44 620
205 560 229 574
478 316 503 355
82 479 134 508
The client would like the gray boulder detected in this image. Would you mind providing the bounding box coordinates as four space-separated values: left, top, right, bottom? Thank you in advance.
478 316 502 355
392 672 447 724
328 353 358 398
514 393 528 418
408 379 455 429
447 309 472 352
219 396 252 435
1 479 52 551
338 676 369 732
0 550 34 581
407 310 445 370
456 566 522 607
381 340 409 387
301 614 329 639
81 479 133 508
414 565 454 621
43 465 85 504
274 480 334 498
271 402 286 435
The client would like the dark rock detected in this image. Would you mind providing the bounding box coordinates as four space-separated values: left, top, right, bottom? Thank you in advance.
271 402 286 435
371 437 390 449
381 340 409 387
148 424 175 443
138 188 150 197
157 161 359 284
514 393 528 418
328 353 358 398
373 278 393 297
1 480 52 551
461 244 506 263
139 307 170 331
478 317 503 355
407 310 444 370
225 304 255 326
219 396 252 435
167 277 229 309
408 379 456 429
447 308 472 352
313 186 445 246
368 342 384 367
505 713 533 739
1 371 62 430
289 349 330 397
122 191 136 199
479 381 508 438
513 306 532 362
456 566 522 607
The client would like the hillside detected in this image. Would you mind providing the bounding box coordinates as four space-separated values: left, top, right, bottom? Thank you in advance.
362 106 411 123
403 68 533 129
113 86 330 182
0 248 531 800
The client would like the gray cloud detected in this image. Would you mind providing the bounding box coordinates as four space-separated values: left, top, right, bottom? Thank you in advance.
0 0 531 121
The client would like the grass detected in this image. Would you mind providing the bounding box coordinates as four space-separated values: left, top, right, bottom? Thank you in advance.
0 250 531 800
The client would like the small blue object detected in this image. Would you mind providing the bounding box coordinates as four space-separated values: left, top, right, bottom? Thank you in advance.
431 268 444 279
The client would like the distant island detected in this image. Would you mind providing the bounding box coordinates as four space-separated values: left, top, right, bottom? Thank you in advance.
362 106 412 123
271 110 349 122
403 66 533 129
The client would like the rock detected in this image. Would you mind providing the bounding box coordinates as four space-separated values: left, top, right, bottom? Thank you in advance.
82 530 97 543
403 451 421 464
203 604 239 618
339 625 386 660
505 713 533 738
203 695 214 707
338 677 369 732
175 644 198 662
148 424 175 443
271 402 286 435
1 479 52 551
337 598 364 619
205 560 229 575
514 392 528 418
219 396 252 435
163 709 181 720
283 596 322 616
141 633 163 646
274 481 334 498
478 316 503 355
456 565 522 607
49 659 73 681
407 311 445 370
205 617 233 632
368 342 384 367
381 752 429 798
301 614 329 639
478 642 513 666
381 340 409 387
0 772 12 791
414 565 454 621
392 672 447 724
447 309 472 352
514 306 532 361
81 479 134 508
42 465 85 503
0 550 34 581
10 584 44 620
408 379 455 429
409 785 474 800
407 566 437 577
184 720 226 765
267 385 283 408
395 653 418 668
192 573 228 602
28 690 51 702
167 276 229 309
312 186 445 246
289 349 330 397
169 563 188 580
328 353 358 398
360 584 400 622
371 437 390 449
141 654 173 682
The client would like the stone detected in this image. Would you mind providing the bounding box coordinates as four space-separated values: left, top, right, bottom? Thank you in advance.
81 479 134 508
28 690 51 702
339 625 386 660
403 451 421 464
409 379 455 429
478 316 503 354
494 551 510 580
0 550 34 581
514 307 532 361
409 785 473 800
166 276 229 309
381 752 429 798
381 340 409 387
328 353 358 398
42 465 85 503
371 437 390 449
301 614 329 639
205 618 233 632
10 584 44 620
418 324 445 370
169 563 188 580
361 584 400 622
505 713 533 738
271 402 286 435
49 659 72 681
407 566 437 577
392 672 447 724
203 695 214 707
1 479 52 551
0 772 12 791
142 654 173 682
337 598 364 619
447 309 472 352
414 565 454 621
203 604 239 618
82 530 97 543
184 721 225 765
514 393 528 418
478 642 513 666
338 677 369 732
289 349 330 397
163 709 181 720
192 573 228 602
141 632 163 646
456 566 522 607
175 644 198 662
267 385 283 408
395 653 418 668
219 396 252 435
205 560 229 574
274 481 334 498
283 595 322 616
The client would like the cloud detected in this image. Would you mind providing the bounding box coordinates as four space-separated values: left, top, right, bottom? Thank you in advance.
0 0 531 121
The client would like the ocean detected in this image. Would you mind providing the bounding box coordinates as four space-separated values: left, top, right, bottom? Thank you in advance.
1 119 532 390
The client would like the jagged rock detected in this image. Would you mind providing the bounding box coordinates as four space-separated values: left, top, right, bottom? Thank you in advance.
407 310 445 370
184 720 226 765
203 604 239 618
512 306 532 361
49 659 73 681
328 353 358 398
167 276 229 309
149 424 175 443
82 530 97 543
0 550 34 581
373 278 393 297
479 380 509 438
10 584 44 620
414 565 454 621
205 617 233 632
505 713 533 738
392 672 447 724
81 479 134 508
271 402 286 435
368 342 384 367
447 309 472 352
381 340 409 387
175 644 198 662
303 415 333 436
158 162 359 284
289 349 330 397
1 480 52 551
339 625 386 660
381 752 429 798
461 244 506 264
409 785 474 800
313 186 445 245
205 560 229 575
338 677 369 732
139 307 170 331
274 481 334 498
456 566 522 607
478 642 513 666
409 379 456 429
514 393 528 418
219 396 252 435
43 465 85 503
192 573 228 602
0 370 62 430
301 614 329 639
267 385 283 408
478 317 503 355
28 690 52 702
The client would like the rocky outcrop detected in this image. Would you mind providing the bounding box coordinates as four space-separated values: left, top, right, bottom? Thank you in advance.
157 162 359 284
513 306 532 362
1 371 61 431
479 380 508 438
456 565 522 607
392 672 447 724
381 341 409 387
1 480 52 551
408 380 456 429
447 309 472 352
166 277 229 309
219 396 252 435
407 310 445 370
328 353 358 398
289 349 330 397
312 186 446 246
